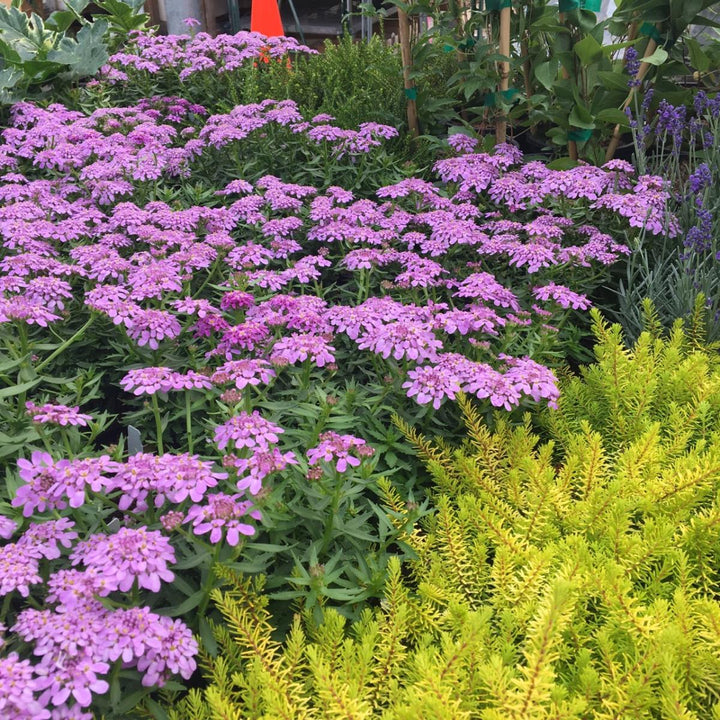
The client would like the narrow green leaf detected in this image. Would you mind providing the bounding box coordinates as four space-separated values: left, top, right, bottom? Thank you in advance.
0 378 40 399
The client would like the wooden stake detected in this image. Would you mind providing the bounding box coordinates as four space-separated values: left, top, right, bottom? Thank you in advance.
605 35 658 162
496 5 511 144
398 8 420 138
557 11 579 159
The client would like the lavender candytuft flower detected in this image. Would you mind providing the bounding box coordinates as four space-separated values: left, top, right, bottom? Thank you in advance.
70 526 175 594
307 432 374 473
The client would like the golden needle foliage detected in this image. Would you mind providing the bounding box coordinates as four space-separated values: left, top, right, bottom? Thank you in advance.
165 310 720 719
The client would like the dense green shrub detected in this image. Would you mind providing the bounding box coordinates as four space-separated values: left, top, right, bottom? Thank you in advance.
164 310 720 719
255 34 407 132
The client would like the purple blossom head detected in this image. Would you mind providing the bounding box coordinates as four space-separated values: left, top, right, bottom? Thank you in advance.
0 543 43 597
447 132 479 154
0 653 51 719
0 515 17 540
13 452 72 516
226 446 298 495
307 432 374 473
625 46 641 86
688 163 712 195
184 492 260 545
25 402 92 427
70 526 175 594
213 411 284 451
17 518 78 560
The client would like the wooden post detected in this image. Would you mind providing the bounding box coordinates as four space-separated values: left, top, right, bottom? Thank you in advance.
557 12 578 160
398 8 420 138
200 0 217 36
144 0 162 29
605 33 658 162
496 5 511 144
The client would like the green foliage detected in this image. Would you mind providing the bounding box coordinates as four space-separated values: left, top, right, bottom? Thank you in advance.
371 0 718 161
0 0 147 103
256 34 407 132
164 313 720 718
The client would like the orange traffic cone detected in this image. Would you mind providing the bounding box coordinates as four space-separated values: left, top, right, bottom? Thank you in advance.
251 0 284 38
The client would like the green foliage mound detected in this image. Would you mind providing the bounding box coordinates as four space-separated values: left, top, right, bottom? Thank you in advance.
165 309 720 719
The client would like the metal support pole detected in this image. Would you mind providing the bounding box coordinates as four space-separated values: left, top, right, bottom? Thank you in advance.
281 0 305 44
227 0 241 33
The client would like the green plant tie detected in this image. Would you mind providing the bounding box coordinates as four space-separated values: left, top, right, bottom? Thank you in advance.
459 37 476 51
404 87 418 100
558 0 601 11
640 22 663 44
483 88 521 107
485 0 512 11
568 128 593 141
443 44 455 53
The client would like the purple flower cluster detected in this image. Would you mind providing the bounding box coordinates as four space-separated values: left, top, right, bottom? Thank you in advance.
0 517 198 715
402 352 559 411
307 432 375 472
0 93 664 429
213 410 284 451
11 450 226 515
101 30 315 83
185 493 260 545
120 366 212 395
8 592 197 712
25 401 93 427
70 526 175 593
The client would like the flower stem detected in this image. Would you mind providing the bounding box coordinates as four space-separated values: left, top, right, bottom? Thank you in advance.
35 315 95 374
60 429 73 459
185 392 194 454
320 472 342 556
197 544 222 618
151 393 164 455
33 423 55 454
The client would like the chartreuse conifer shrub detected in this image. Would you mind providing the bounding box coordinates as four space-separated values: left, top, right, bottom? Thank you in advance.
164 308 720 720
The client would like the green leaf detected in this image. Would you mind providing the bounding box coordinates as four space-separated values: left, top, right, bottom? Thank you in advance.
46 19 109 79
598 70 633 91
686 37 710 73
156 590 205 617
45 10 79 33
0 443 26 460
322 587 367 601
144 699 170 720
173 551 212 570
0 378 40 399
114 687 154 715
641 47 669 66
64 0 90 14
0 36 22 64
534 60 557 91
0 5 32 46
595 108 630 125
574 34 603 64
569 103 595 129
